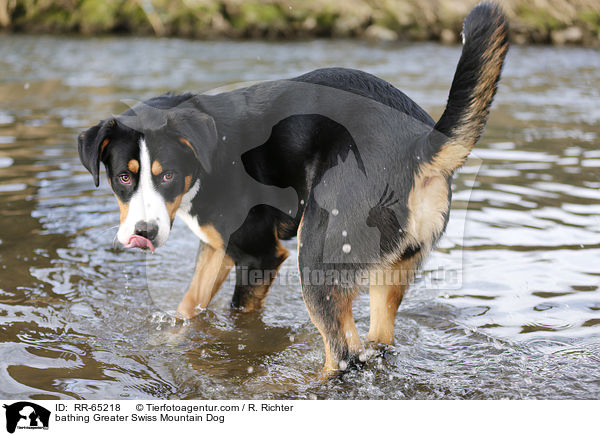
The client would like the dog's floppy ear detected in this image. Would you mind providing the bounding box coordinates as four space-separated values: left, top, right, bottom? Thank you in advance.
167 109 218 173
78 118 116 187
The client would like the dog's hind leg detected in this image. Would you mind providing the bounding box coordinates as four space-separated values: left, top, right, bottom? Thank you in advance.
177 243 234 318
297 199 364 376
300 273 363 375
367 258 419 345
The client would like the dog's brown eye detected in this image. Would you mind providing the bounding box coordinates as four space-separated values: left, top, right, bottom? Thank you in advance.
118 174 131 185
162 171 173 183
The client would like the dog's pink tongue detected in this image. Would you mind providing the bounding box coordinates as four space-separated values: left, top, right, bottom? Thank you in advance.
124 235 155 252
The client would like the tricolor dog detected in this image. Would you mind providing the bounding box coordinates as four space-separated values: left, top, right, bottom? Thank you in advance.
78 3 508 375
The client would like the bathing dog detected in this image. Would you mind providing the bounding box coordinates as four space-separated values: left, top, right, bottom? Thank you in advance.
78 3 508 374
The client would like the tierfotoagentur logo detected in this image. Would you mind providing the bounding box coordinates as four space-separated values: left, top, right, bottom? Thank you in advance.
3 402 50 433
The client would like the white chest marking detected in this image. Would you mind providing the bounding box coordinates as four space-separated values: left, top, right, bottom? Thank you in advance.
176 180 211 244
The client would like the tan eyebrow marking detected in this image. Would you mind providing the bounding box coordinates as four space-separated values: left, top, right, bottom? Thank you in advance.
152 160 163 176
127 159 139 173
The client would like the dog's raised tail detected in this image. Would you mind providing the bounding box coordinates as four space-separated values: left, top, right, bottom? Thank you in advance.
430 2 509 174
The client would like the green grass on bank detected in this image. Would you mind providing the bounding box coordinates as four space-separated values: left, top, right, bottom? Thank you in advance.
1 0 599 45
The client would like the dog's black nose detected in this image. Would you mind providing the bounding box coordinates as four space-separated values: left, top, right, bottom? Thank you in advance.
134 221 158 241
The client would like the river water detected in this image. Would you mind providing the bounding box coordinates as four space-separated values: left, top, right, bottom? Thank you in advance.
1 36 599 399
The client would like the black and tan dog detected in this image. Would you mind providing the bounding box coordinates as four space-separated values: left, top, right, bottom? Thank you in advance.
78 3 508 374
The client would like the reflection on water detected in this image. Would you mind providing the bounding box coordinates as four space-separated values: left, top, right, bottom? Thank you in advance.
1 36 600 399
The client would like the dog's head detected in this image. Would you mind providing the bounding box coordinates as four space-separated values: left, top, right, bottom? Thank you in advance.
78 99 218 251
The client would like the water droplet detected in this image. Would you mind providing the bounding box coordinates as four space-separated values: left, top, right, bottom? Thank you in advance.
342 244 351 253
247 366 254 374
338 360 348 371
332 208 339 216
300 199 305 205
222 135 227 141
326 295 330 301
289 335 295 343
342 230 347 237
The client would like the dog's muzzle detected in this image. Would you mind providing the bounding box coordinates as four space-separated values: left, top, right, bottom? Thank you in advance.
123 220 158 252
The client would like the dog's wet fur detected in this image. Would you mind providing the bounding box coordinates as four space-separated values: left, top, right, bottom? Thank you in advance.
79 3 508 375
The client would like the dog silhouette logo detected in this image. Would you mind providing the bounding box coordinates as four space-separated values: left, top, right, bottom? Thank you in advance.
3 402 50 433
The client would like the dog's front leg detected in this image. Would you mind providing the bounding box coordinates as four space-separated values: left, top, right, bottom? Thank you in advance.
177 243 234 318
230 245 289 312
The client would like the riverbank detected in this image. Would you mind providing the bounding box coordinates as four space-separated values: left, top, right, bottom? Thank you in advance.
1 0 599 45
